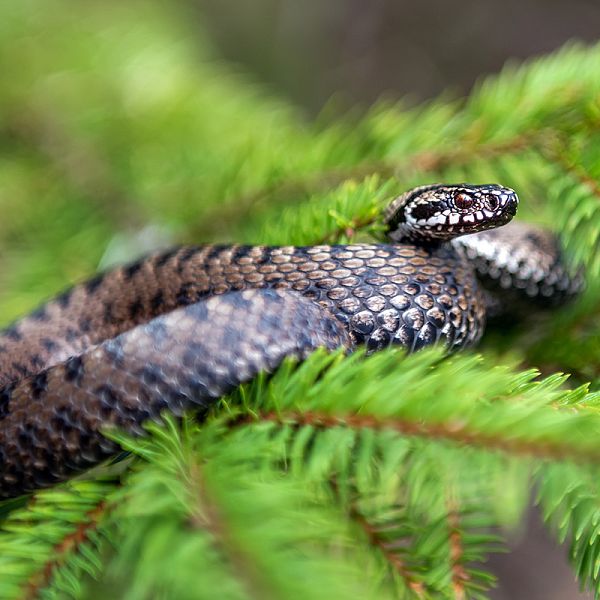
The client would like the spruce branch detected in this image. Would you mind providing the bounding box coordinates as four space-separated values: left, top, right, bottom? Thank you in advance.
235 409 600 464
0 480 117 600
349 505 425 597
101 417 396 600
445 495 469 600
23 500 108 600
221 348 600 466
186 458 274 600
329 477 426 597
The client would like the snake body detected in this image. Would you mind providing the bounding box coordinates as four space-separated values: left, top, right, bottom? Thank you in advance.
0 183 581 498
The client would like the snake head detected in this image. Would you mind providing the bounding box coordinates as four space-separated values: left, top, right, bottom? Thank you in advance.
386 183 519 243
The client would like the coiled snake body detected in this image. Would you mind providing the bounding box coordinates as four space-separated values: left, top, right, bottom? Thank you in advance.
0 184 582 498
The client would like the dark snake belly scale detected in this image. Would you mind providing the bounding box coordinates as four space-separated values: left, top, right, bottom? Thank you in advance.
0 183 581 498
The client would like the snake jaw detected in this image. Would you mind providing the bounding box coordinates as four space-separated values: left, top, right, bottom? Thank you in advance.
386 183 519 243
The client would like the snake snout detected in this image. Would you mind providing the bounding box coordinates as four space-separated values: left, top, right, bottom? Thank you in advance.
498 188 519 222
505 191 519 216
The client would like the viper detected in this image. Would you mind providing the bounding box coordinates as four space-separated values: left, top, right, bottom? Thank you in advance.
0 184 582 498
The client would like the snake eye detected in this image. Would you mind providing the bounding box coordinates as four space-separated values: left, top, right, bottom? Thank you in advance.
485 194 499 211
454 192 474 210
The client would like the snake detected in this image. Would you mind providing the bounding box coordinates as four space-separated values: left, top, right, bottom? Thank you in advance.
0 183 583 498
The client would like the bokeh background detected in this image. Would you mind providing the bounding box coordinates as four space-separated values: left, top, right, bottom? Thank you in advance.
2 1 599 598
196 0 600 113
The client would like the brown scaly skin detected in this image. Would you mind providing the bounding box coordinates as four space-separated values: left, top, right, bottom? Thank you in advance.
0 243 484 496
0 243 489 388
0 289 350 497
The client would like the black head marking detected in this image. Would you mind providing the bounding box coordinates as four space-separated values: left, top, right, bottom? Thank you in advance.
385 183 519 244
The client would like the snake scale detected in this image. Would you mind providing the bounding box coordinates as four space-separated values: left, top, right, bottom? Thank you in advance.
0 184 583 498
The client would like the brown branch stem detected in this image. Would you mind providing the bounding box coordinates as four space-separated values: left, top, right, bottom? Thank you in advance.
231 410 600 464
350 507 425 596
445 495 469 600
187 460 272 600
328 477 425 596
23 500 108 600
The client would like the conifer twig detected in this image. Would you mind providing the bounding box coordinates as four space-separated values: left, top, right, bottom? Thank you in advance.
329 478 425 596
550 149 600 201
445 495 469 600
233 410 600 463
350 507 425 597
23 500 108 600
187 460 272 600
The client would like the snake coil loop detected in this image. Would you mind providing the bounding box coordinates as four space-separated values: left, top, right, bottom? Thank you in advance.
0 183 582 497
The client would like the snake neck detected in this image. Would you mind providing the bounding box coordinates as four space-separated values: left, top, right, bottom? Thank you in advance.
385 191 453 246
387 224 446 247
